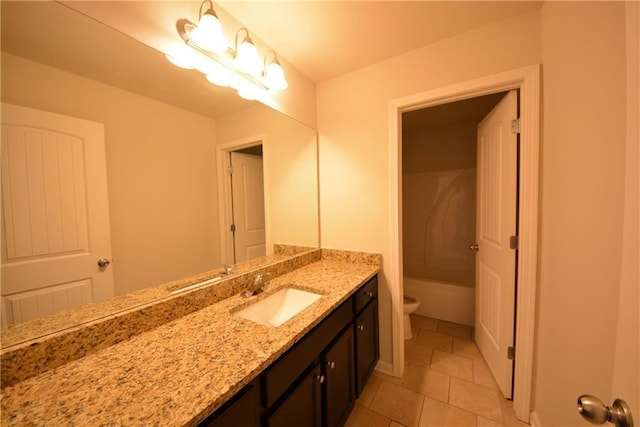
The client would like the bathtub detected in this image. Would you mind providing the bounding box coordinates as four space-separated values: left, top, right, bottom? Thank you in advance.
403 276 475 327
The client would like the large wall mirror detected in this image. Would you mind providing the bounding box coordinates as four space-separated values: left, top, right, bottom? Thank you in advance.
0 1 319 346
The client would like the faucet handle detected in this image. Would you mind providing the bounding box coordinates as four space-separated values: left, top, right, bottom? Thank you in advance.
222 264 233 275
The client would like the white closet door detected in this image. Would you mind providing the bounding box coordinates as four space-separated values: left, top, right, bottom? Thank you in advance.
1 103 114 326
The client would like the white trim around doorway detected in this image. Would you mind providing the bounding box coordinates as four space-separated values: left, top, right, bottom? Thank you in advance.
388 65 540 422
216 134 270 265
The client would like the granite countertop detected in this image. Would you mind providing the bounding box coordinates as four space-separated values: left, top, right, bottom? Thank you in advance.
1 257 380 426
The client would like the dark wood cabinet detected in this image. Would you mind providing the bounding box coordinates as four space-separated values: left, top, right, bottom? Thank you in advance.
354 299 379 396
267 363 322 427
200 274 378 427
323 326 355 427
200 379 261 427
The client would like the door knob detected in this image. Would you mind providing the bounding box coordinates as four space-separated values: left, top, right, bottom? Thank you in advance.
468 243 479 252
577 394 634 427
97 258 110 268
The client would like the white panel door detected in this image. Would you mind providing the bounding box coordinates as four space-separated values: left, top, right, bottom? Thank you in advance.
230 152 266 263
475 90 518 398
1 103 114 326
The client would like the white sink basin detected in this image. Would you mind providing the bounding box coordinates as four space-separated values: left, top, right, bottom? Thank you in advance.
235 287 322 327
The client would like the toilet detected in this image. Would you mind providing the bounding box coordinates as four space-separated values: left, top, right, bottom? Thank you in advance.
403 295 420 340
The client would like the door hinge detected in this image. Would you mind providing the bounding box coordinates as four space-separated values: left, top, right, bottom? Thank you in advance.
230 224 236 233
228 166 233 175
508 346 516 360
510 235 519 250
511 119 521 134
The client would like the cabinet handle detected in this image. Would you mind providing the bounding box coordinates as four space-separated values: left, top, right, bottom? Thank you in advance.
327 361 336 369
357 324 365 331
365 291 373 298
317 375 325 384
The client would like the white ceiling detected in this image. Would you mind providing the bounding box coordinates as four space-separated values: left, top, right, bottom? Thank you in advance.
219 1 543 83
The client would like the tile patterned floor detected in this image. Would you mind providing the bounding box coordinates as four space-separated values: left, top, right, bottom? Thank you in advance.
345 314 530 427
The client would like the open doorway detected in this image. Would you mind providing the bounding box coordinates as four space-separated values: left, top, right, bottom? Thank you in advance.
389 65 540 422
402 91 520 399
401 92 507 323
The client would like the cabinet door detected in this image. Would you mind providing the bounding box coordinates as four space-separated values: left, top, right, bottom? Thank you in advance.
200 380 260 427
324 327 355 427
355 300 379 395
268 363 322 427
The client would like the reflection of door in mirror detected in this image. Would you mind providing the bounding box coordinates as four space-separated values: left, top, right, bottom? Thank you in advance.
1 103 114 327
230 150 266 263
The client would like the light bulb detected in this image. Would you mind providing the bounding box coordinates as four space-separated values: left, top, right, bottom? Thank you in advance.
235 38 262 76
190 11 228 53
264 61 288 91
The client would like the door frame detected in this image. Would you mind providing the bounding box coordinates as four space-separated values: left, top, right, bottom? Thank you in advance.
216 134 269 265
388 65 540 421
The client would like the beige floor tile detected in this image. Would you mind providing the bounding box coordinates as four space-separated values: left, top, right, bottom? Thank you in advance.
411 315 439 331
401 364 450 403
416 330 453 352
345 403 392 427
499 397 530 427
418 397 476 427
477 416 505 427
452 338 483 360
473 358 499 390
373 370 403 385
406 323 420 343
430 350 474 381
370 380 425 427
437 321 473 340
405 341 433 367
358 373 383 407
449 377 503 423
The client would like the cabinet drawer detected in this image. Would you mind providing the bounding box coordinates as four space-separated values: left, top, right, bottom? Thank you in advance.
353 275 378 314
264 299 352 408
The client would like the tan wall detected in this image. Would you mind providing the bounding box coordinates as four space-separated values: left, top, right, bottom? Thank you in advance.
1 53 221 296
534 3 629 425
317 9 541 370
215 104 319 250
403 123 477 173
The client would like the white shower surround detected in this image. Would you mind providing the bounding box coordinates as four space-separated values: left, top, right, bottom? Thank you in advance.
403 168 476 288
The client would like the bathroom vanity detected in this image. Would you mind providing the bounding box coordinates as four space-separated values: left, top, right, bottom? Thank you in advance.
0 250 380 426
203 275 378 427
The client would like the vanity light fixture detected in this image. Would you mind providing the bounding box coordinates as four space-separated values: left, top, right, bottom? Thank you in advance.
167 0 288 101
189 0 227 54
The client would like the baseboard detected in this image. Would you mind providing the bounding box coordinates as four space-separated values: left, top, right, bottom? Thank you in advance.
374 360 394 376
529 411 542 427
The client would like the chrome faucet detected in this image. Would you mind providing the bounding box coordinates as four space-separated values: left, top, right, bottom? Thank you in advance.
221 264 233 275
243 272 269 297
